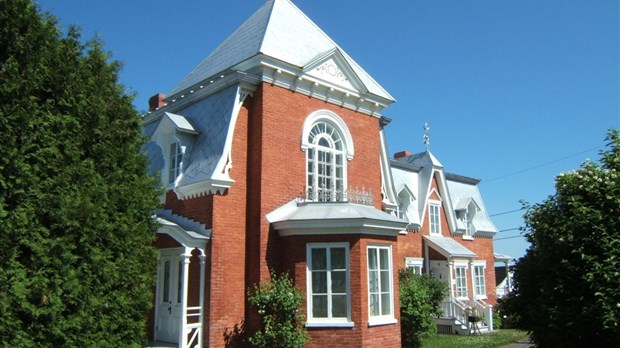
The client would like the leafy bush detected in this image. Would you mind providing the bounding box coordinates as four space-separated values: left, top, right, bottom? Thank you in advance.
399 269 448 348
247 271 309 348
502 129 620 347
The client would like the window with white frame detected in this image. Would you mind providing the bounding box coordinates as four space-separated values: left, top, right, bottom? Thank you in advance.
474 265 486 297
429 203 441 235
455 266 468 298
307 244 351 326
306 121 345 201
405 257 423 275
168 141 183 184
368 245 394 324
463 211 471 236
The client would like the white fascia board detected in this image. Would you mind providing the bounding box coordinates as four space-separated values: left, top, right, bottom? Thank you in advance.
274 218 406 237
156 220 210 249
174 178 234 200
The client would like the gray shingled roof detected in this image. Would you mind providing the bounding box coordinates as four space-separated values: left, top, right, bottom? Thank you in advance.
170 0 393 101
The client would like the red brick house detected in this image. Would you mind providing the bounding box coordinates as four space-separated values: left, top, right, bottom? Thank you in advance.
142 0 500 346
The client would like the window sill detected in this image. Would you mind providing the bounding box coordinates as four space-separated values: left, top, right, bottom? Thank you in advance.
368 317 398 327
475 295 488 300
462 235 474 241
305 321 354 328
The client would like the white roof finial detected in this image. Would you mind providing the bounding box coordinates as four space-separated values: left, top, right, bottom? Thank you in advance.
423 122 430 150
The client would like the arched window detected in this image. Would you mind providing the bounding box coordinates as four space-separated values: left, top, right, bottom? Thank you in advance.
301 110 354 202
307 121 345 201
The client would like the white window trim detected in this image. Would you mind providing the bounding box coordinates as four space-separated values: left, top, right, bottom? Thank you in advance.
165 136 185 188
405 257 424 275
306 243 353 327
301 110 354 160
473 261 487 299
454 264 468 300
367 244 396 326
428 200 442 235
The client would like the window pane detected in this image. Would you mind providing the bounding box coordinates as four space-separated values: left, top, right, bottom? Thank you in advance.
331 270 346 293
177 261 183 303
312 271 327 293
380 270 390 292
163 260 170 303
379 249 389 270
368 249 377 270
369 294 379 316
381 293 391 315
331 248 345 269
311 249 326 270
312 295 327 318
369 270 379 292
332 295 347 318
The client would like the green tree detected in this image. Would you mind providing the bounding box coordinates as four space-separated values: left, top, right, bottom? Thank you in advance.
247 271 309 348
501 129 620 347
0 0 160 346
399 269 448 348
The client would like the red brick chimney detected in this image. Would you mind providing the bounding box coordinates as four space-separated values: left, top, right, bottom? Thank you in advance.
394 150 413 159
148 93 167 111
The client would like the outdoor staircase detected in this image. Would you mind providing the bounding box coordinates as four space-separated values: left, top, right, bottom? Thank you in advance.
435 298 494 335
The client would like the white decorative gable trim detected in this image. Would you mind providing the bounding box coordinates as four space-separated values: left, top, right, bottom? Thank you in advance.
173 86 253 200
304 48 366 94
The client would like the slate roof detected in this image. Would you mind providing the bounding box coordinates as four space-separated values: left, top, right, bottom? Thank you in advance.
143 84 241 196
424 235 477 258
170 0 393 101
390 151 498 236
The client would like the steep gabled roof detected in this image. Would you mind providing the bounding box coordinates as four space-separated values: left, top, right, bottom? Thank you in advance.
170 0 393 102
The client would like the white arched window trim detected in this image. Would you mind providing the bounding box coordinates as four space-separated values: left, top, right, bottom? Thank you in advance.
301 110 354 161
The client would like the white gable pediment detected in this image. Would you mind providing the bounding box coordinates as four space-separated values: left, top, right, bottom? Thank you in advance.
303 49 366 94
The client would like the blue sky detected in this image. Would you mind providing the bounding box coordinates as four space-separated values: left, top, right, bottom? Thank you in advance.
36 0 619 261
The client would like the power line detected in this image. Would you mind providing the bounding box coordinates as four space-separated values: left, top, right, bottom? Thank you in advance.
489 208 525 217
481 145 603 184
495 235 526 241
498 227 520 233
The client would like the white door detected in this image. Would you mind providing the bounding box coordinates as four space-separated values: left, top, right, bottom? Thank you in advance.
430 260 450 282
156 252 183 343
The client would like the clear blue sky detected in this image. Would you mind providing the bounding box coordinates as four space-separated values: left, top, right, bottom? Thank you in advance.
36 0 619 261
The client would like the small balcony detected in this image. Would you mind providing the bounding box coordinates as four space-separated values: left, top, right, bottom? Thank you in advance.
299 187 374 206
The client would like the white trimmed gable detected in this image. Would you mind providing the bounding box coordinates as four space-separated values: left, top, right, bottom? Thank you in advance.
168 0 394 117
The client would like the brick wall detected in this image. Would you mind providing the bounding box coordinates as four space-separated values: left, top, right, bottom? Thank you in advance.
280 234 401 348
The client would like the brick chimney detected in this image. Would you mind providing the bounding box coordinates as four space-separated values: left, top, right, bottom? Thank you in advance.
148 93 167 111
394 150 413 159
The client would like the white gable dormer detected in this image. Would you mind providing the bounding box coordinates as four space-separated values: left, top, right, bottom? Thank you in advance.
151 112 199 188
455 197 481 239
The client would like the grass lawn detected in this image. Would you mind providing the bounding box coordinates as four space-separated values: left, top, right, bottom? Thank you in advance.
421 329 529 348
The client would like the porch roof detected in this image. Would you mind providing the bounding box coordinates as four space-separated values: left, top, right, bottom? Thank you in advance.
267 199 408 237
156 209 210 249
424 235 477 259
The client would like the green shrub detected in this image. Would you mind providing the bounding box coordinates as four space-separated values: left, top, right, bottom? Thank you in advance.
399 269 448 348
247 271 309 348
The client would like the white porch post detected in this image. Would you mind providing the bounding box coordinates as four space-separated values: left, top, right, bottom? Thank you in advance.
448 259 455 317
424 243 430 275
469 259 475 305
505 261 512 295
179 249 192 348
198 250 206 347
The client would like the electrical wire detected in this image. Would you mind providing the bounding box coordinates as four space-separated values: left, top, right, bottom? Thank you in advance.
489 208 525 217
481 145 603 184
